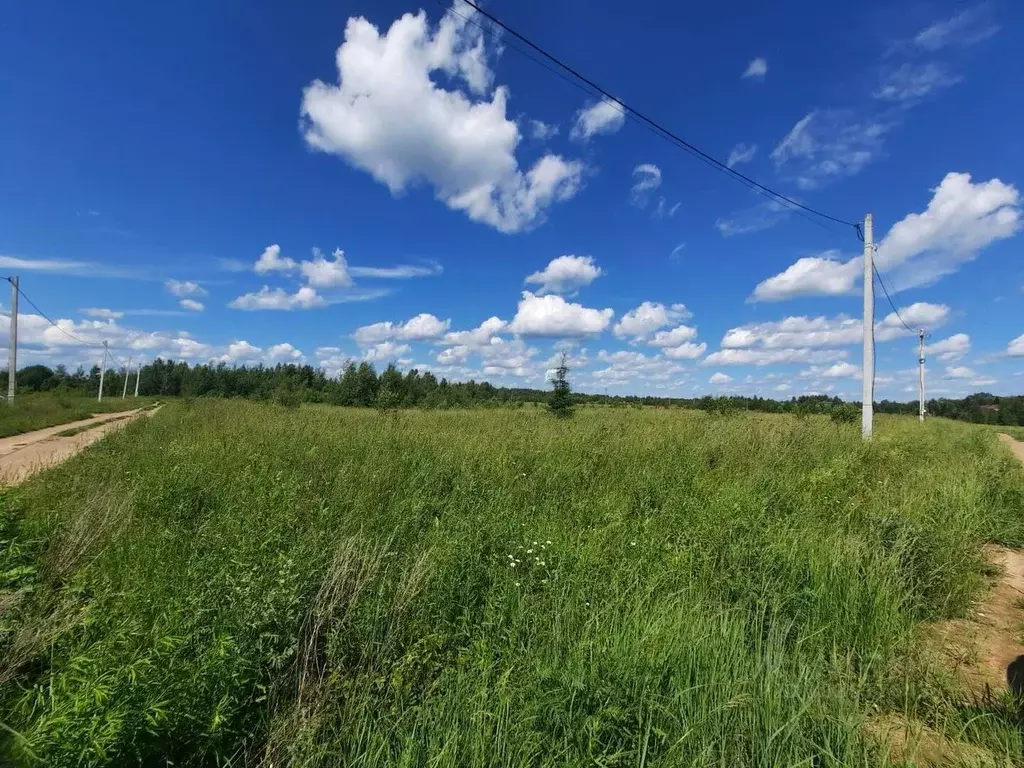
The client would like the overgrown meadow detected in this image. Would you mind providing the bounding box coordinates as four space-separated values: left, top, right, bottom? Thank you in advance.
2 401 1024 766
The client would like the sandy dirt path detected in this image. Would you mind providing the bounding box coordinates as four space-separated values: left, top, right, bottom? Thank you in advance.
943 433 1024 700
0 407 159 485
0 409 144 459
998 432 1024 464
871 432 1024 765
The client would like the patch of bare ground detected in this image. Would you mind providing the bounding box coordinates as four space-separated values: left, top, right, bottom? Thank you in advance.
869 434 1024 766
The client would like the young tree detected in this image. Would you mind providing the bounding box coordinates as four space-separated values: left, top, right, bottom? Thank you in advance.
548 354 574 419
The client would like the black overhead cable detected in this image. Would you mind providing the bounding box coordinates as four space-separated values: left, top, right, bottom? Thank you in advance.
444 0 859 232
4 276 105 348
872 257 916 334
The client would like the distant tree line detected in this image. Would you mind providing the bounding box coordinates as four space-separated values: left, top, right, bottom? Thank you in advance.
1 361 1021 426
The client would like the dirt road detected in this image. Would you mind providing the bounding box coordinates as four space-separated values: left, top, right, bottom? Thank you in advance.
0 408 157 485
998 432 1024 464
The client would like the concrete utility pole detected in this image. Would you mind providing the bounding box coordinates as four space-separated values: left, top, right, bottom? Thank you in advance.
918 329 926 423
121 356 132 399
861 213 874 441
134 362 141 397
98 341 108 402
7 276 18 403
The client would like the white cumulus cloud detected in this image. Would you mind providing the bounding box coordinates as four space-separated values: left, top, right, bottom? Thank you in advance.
299 249 353 288
945 365 977 380
508 291 613 337
300 7 583 233
440 316 507 348
570 97 626 141
752 251 861 302
710 372 733 384
267 342 305 362
353 313 451 345
1007 333 1024 357
228 286 325 311
165 279 208 298
649 325 699 347
524 255 603 295
924 333 970 362
662 342 707 360
363 341 412 362
179 299 204 312
613 302 690 341
255 244 296 274
752 173 1020 300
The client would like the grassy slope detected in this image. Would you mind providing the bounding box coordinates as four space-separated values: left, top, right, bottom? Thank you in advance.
0 393 160 438
1 401 1023 766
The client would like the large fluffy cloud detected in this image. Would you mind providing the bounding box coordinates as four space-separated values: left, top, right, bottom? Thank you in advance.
300 7 583 233
752 251 861 302
508 291 613 337
752 173 1020 301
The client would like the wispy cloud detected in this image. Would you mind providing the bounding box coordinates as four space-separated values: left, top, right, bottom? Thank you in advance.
770 6 997 189
770 110 892 189
912 6 999 51
214 257 251 273
348 261 443 279
727 143 757 168
742 58 767 80
874 62 961 103
0 255 150 280
716 199 790 237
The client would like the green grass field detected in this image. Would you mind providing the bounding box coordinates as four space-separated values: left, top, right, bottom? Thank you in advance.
0 393 160 438
2 401 1024 766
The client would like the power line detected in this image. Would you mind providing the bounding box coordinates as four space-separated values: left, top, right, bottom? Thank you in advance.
872 260 915 334
445 0 858 232
441 0 839 233
4 277 105 348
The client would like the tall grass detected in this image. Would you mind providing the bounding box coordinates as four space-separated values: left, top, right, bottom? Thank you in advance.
0 393 159 438
1 401 1023 766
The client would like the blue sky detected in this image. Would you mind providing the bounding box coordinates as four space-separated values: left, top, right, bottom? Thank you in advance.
1 0 1021 399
